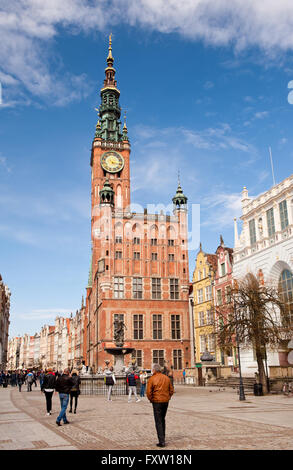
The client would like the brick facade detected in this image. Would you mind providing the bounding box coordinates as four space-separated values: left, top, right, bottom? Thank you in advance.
84 39 191 378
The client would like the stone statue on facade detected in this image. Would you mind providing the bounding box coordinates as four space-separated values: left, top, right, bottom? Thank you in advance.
114 319 126 347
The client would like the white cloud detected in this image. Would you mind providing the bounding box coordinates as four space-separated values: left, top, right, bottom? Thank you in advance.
0 154 11 172
204 81 214 90
1 1 293 106
254 111 269 119
202 192 242 228
17 308 73 320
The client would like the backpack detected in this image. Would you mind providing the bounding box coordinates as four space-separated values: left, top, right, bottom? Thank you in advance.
105 375 114 386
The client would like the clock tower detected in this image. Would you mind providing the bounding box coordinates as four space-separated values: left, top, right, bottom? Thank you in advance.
84 37 191 376
91 34 131 213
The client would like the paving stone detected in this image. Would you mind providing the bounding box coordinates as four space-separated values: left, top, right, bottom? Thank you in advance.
1 384 293 450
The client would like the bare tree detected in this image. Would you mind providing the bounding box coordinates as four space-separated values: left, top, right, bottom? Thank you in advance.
215 273 293 394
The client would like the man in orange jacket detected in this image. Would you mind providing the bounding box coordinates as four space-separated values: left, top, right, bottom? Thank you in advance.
147 363 174 447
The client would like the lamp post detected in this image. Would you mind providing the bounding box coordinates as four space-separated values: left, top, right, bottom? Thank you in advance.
234 299 246 401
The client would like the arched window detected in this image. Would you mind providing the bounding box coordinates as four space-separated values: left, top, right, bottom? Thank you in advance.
279 269 293 324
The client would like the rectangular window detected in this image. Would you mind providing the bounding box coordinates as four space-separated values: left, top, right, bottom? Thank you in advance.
133 277 143 299
198 271 202 281
153 349 164 367
197 288 203 303
115 236 122 244
207 309 213 324
114 277 124 299
152 278 161 299
217 289 222 306
266 208 275 237
168 239 174 246
208 334 215 351
133 314 143 340
221 263 226 276
203 268 206 278
151 253 158 261
153 315 162 339
171 314 181 339
249 219 257 245
199 311 205 326
134 252 140 260
173 350 182 370
226 286 232 303
170 278 179 300
115 251 122 259
279 200 289 231
151 238 158 246
205 285 212 301
168 253 175 261
200 335 207 352
132 350 142 367
133 237 140 245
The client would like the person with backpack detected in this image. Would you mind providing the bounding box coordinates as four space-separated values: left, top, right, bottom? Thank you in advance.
127 369 140 403
41 368 56 416
26 371 34 392
104 366 116 401
69 369 81 413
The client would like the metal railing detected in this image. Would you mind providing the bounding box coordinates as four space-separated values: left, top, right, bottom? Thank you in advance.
80 376 132 395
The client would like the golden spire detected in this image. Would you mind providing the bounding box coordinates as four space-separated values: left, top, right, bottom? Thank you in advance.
123 111 127 130
107 33 114 65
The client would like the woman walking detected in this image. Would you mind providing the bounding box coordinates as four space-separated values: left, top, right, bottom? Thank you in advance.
41 368 56 416
69 369 81 414
104 366 116 401
139 370 148 398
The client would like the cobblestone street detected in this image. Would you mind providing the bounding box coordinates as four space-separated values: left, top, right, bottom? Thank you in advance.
1 384 293 450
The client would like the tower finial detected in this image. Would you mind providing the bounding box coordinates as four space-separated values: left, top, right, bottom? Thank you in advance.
107 33 114 65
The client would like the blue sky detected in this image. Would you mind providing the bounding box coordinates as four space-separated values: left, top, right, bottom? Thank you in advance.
1 0 293 337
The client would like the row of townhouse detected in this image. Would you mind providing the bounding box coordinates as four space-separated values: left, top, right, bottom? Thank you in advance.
0 274 10 370
7 300 86 371
192 173 293 376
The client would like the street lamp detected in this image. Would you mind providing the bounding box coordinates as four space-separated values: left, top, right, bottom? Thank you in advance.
234 299 246 401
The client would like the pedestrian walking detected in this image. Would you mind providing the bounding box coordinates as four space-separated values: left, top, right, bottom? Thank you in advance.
139 370 148 398
41 368 56 416
146 363 174 448
26 371 34 392
69 369 81 413
16 371 24 392
55 368 74 426
39 370 45 389
127 369 140 403
104 366 116 401
182 368 186 383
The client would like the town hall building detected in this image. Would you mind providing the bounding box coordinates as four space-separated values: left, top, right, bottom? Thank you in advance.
84 37 191 377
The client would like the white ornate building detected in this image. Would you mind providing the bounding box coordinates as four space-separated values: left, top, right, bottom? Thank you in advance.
233 174 293 374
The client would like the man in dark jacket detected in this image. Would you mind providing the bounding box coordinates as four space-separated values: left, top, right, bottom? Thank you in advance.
127 369 140 403
147 363 174 448
55 369 74 426
41 368 56 415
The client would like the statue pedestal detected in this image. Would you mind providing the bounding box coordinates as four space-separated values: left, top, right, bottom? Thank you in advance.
104 346 135 375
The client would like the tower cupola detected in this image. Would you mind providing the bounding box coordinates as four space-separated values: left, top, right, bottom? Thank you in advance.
99 178 115 206
172 180 188 210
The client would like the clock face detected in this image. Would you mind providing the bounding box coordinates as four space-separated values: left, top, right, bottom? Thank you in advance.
101 151 124 173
